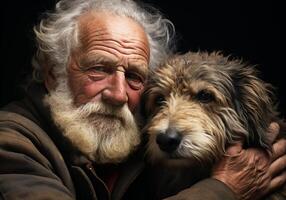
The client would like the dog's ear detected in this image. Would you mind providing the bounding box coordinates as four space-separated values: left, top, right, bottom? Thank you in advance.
231 65 279 148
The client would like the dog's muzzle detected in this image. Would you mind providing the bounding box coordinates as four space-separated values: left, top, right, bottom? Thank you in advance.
156 127 182 153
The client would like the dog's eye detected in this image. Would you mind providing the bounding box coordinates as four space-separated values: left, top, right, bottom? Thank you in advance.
154 95 165 106
195 90 214 103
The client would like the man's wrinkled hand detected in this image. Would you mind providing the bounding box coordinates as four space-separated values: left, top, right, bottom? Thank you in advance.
211 122 286 200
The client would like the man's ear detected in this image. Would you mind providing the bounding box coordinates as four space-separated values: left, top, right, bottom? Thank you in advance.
44 65 57 92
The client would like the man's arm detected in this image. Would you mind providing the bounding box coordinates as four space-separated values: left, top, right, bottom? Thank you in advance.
163 178 237 200
0 117 75 199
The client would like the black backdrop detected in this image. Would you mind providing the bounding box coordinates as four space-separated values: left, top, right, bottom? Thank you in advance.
0 1 284 116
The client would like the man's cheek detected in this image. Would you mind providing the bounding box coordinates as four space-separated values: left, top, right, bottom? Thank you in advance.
128 90 143 112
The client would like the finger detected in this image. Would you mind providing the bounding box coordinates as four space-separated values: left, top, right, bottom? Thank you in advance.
269 154 286 177
268 171 286 193
267 122 280 144
226 142 243 155
272 138 286 160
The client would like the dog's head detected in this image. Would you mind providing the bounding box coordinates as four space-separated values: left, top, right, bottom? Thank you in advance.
143 51 279 167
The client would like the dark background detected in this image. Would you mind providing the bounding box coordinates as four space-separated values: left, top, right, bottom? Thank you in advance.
1 1 284 116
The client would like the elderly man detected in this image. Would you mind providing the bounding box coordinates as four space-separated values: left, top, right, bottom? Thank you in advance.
0 0 285 199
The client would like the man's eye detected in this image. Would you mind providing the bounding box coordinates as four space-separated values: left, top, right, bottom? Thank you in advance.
84 65 112 81
126 72 143 82
126 72 145 90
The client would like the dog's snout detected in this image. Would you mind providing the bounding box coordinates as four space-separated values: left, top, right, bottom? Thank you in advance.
156 128 182 153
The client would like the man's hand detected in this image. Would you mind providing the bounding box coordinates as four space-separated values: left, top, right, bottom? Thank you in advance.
211 123 286 200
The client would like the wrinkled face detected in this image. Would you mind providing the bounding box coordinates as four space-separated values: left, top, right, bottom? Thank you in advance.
68 12 150 112
45 12 150 163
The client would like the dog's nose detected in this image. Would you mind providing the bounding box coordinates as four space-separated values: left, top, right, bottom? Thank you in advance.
156 127 182 153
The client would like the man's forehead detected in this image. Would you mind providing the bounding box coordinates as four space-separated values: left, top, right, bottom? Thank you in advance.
78 11 148 41
77 11 150 67
77 11 150 60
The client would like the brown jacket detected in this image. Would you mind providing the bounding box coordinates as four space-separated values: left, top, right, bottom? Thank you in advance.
0 83 237 200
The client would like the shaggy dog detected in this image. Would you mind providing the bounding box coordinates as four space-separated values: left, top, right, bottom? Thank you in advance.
143 51 285 199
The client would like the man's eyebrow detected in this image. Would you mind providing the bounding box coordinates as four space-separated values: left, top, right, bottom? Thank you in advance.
128 63 148 78
79 54 117 67
79 54 148 77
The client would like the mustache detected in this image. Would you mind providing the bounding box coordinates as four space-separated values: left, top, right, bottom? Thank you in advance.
76 101 133 124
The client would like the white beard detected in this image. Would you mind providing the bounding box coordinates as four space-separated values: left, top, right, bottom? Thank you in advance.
44 78 141 164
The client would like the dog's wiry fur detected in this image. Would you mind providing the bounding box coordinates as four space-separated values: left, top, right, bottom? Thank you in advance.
143 51 285 199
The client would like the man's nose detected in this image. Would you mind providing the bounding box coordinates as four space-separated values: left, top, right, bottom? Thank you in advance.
102 72 128 107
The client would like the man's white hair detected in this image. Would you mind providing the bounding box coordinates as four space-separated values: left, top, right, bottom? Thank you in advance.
33 0 175 81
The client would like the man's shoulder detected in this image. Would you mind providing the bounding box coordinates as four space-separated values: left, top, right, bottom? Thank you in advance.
0 110 53 147
0 108 69 168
